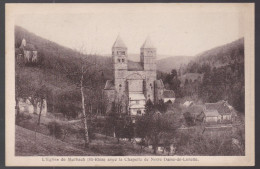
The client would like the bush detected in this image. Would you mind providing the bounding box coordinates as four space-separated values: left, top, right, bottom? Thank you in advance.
15 112 32 124
47 121 63 139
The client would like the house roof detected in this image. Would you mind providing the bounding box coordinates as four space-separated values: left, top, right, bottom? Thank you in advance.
104 80 115 90
183 101 194 107
129 104 145 109
163 90 175 98
127 61 144 71
205 100 232 115
129 93 146 100
154 79 164 88
185 104 206 115
21 43 37 51
141 36 155 49
112 35 127 48
204 109 220 117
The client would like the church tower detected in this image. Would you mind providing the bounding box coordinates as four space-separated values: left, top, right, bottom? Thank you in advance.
140 37 157 102
112 35 128 103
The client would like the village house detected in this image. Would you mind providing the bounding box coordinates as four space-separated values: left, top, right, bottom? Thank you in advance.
103 36 175 117
205 100 236 123
203 109 221 123
162 90 176 103
15 38 39 64
182 100 236 125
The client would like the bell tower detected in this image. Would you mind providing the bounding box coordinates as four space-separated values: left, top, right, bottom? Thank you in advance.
112 35 128 102
140 36 156 71
140 36 157 102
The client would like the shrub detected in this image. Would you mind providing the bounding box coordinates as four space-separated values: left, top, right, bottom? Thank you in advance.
47 121 63 139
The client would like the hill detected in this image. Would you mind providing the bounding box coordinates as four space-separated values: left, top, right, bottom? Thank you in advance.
15 26 113 115
157 56 193 73
180 38 245 113
185 38 244 73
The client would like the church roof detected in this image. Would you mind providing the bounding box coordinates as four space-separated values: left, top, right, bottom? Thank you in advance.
141 36 155 49
104 80 115 90
127 61 144 71
163 90 175 98
112 35 127 48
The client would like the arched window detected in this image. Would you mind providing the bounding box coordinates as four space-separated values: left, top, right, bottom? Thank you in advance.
118 59 120 63
122 59 125 63
119 84 122 87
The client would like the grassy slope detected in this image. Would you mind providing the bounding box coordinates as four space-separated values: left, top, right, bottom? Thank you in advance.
16 113 156 156
15 125 99 156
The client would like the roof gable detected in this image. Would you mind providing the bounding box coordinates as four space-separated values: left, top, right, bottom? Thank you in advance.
21 43 37 51
163 90 175 98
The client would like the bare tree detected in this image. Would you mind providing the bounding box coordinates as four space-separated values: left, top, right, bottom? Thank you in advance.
56 46 105 149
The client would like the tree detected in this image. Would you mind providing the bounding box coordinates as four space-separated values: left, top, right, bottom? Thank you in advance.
56 46 105 149
171 69 177 79
136 100 181 154
156 99 167 113
34 85 48 125
145 99 154 115
183 112 195 126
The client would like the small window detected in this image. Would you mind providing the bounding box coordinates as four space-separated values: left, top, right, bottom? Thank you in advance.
122 59 125 63
119 84 122 87
118 59 120 63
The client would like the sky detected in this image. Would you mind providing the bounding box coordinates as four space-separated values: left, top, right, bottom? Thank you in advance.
14 4 245 59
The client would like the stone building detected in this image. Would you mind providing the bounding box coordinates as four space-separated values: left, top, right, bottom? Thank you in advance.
104 36 175 116
16 38 38 63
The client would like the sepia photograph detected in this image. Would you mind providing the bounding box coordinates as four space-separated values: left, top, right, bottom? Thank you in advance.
5 3 255 166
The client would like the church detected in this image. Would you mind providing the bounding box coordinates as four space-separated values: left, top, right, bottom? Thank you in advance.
104 36 175 116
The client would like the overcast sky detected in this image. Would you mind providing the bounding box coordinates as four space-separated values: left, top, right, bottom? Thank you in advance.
15 4 245 58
